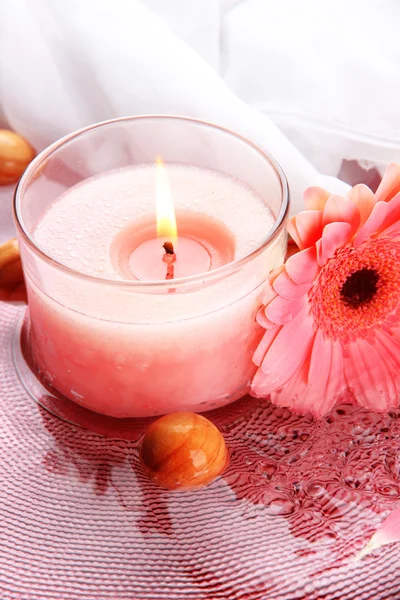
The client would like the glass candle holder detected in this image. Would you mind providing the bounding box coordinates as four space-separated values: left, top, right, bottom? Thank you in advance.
14 116 289 420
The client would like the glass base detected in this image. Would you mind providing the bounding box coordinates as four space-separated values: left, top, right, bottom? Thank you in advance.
12 309 251 440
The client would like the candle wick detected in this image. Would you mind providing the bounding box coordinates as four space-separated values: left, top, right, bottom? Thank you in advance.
163 241 174 254
162 240 176 279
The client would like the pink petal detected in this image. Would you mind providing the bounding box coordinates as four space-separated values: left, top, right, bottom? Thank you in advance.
253 325 281 368
325 339 346 404
375 163 400 203
251 366 277 398
287 210 323 251
286 239 300 260
265 294 307 325
256 305 273 329
344 337 398 411
273 329 332 417
269 361 309 409
357 507 400 560
376 192 400 234
268 265 285 286
304 187 331 211
347 184 376 226
285 247 319 285
287 218 302 249
269 334 346 417
372 330 400 408
379 219 400 239
354 201 389 247
273 270 311 299
296 333 344 417
383 323 400 350
303 330 338 417
260 280 278 305
307 328 331 387
316 222 353 266
256 305 315 394
322 194 360 232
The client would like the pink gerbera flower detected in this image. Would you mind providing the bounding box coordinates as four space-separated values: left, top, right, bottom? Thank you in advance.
251 164 400 417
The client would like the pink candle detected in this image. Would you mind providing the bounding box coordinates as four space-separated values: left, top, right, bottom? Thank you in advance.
112 159 235 281
22 161 285 418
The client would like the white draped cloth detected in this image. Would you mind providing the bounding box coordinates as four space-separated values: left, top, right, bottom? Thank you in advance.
1 0 398 241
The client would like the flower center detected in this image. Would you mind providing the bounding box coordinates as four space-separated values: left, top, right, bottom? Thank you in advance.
309 237 400 341
340 268 379 308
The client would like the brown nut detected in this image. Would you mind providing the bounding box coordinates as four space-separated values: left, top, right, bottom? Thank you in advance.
0 238 27 303
0 129 35 185
139 412 229 491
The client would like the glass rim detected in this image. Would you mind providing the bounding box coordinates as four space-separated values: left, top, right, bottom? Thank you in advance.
13 114 290 289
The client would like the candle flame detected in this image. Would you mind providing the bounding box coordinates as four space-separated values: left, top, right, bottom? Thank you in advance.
156 157 177 239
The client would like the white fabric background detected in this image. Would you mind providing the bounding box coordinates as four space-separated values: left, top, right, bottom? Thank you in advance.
1 0 398 242
143 0 400 175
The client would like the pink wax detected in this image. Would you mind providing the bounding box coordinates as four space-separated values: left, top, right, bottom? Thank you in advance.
112 209 236 281
29 164 285 417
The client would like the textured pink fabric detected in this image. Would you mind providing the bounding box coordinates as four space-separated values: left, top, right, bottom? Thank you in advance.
2 302 400 598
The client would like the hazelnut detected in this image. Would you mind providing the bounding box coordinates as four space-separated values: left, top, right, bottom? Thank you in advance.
140 412 229 490
0 238 27 302
0 129 35 185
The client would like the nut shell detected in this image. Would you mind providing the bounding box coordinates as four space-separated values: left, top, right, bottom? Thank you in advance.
0 129 35 185
139 412 229 490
